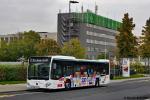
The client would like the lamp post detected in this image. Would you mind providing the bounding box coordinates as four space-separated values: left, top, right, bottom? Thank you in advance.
101 34 107 59
68 0 79 42
104 39 107 59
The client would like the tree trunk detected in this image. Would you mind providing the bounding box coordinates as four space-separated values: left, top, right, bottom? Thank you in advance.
148 57 150 75
145 58 147 74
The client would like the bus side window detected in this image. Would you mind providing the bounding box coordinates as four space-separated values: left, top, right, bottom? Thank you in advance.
62 61 74 77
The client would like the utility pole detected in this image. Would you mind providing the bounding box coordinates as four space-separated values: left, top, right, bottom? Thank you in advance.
105 39 107 59
102 34 107 59
68 1 79 42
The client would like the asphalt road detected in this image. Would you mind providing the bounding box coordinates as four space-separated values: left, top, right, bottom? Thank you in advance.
0 79 150 100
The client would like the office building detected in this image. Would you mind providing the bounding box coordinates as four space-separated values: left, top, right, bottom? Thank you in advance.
57 11 121 59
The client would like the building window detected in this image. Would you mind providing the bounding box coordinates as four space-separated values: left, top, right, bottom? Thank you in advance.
87 47 91 52
86 39 90 43
91 47 94 52
86 30 115 40
86 38 116 46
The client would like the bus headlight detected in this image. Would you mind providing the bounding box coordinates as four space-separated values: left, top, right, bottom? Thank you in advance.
45 82 51 87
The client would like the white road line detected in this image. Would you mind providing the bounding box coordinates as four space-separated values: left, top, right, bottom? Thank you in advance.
0 92 41 98
12 92 41 96
0 95 15 98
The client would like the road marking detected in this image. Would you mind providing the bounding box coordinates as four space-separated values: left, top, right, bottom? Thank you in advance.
0 92 41 98
0 94 15 98
13 92 41 96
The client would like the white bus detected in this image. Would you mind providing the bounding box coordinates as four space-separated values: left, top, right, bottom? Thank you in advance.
27 56 110 89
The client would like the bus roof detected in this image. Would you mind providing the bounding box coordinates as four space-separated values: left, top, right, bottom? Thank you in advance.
76 59 109 63
29 55 109 63
51 55 109 63
51 55 76 59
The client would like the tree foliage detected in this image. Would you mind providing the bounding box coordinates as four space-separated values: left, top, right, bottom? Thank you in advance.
140 17 150 58
35 39 61 56
61 39 86 59
116 13 137 58
97 53 108 59
16 30 41 59
0 41 10 61
0 30 40 61
130 62 145 74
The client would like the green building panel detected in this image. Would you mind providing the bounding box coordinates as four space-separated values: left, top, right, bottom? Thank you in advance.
73 12 121 31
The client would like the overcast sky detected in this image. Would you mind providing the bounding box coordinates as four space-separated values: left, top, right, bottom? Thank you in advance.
0 0 150 36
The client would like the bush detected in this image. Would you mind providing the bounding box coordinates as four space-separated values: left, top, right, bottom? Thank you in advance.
144 66 150 74
0 64 27 81
130 62 145 74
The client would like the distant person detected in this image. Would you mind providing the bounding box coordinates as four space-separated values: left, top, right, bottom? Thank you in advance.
95 72 100 86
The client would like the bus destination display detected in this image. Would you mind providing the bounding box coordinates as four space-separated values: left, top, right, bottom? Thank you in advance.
29 57 50 63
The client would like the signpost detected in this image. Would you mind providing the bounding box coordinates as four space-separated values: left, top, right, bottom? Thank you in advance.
122 58 130 77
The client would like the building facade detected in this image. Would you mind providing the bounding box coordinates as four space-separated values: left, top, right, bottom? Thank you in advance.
0 32 57 44
57 11 121 59
0 33 23 44
38 32 57 41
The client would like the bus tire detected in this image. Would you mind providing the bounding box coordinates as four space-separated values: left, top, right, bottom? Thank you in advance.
65 80 71 90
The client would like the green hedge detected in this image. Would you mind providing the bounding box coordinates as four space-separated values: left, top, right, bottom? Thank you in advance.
0 64 27 81
113 74 144 80
130 62 145 74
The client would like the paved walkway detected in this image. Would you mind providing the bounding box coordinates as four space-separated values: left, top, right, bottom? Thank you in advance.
0 84 26 93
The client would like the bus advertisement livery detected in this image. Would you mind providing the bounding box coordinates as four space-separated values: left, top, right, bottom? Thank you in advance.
27 56 110 89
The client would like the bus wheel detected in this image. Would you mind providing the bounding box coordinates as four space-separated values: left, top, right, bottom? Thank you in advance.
65 80 71 90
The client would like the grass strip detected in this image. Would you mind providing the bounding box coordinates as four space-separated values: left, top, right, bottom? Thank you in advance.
0 81 26 85
113 74 145 80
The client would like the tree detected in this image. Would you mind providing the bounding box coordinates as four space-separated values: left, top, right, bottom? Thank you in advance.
140 17 150 72
116 13 137 58
35 39 61 56
6 40 20 61
0 41 10 61
97 53 109 59
61 39 86 59
19 30 41 59
23 30 40 43
0 30 41 61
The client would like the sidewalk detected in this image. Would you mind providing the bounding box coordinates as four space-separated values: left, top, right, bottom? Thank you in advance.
0 84 26 93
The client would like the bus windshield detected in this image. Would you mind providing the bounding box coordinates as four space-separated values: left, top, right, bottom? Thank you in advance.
28 57 51 80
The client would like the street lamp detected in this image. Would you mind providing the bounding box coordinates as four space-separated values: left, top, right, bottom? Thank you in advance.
101 34 107 59
104 39 107 59
68 0 79 41
69 1 79 13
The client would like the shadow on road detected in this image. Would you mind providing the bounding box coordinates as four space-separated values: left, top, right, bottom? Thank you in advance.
26 86 107 93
